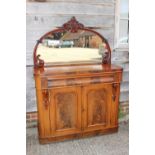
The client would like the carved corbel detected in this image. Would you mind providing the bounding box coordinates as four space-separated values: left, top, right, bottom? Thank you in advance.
42 90 50 109
112 83 117 102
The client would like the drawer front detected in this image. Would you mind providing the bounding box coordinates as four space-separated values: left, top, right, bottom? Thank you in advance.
46 74 115 88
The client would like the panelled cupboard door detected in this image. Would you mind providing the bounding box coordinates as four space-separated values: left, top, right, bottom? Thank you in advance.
82 84 112 131
49 86 82 136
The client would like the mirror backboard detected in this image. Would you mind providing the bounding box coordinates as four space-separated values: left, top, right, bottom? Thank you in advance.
34 17 111 67
37 30 108 64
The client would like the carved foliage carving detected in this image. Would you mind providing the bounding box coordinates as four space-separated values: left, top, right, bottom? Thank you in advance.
62 16 84 33
102 52 110 64
102 42 111 64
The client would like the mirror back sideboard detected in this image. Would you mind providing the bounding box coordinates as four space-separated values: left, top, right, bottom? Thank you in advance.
33 17 123 144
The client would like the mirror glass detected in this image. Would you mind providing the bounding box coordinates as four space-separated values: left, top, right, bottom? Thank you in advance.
36 29 108 64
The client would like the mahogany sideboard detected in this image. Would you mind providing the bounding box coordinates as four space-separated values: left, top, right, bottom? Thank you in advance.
33 17 123 144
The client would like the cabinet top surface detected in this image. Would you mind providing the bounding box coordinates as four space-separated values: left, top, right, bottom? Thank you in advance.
34 64 123 77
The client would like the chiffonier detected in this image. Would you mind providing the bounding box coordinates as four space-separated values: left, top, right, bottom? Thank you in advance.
33 17 123 144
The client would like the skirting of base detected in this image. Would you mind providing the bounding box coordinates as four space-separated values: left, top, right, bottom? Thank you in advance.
39 127 118 144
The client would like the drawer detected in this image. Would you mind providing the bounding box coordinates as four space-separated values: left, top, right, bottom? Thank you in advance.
46 76 115 88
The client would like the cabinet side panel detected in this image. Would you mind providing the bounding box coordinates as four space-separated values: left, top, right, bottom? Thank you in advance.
34 75 51 138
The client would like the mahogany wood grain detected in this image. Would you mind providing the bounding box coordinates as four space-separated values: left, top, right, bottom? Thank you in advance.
34 64 122 143
82 84 112 131
33 17 123 144
49 86 82 136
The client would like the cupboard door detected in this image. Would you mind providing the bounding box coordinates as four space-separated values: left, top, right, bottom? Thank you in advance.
49 86 81 136
82 84 112 131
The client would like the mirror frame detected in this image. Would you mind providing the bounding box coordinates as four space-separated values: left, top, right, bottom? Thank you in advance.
33 16 111 68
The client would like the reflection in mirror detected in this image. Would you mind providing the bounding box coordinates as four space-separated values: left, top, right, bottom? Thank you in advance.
36 30 108 64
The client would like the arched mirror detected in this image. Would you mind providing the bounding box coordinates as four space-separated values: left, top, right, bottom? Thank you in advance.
33 17 111 68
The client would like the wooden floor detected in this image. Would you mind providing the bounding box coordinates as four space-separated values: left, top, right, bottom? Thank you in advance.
26 123 129 155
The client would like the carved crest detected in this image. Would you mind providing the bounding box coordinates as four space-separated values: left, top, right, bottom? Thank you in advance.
62 16 84 33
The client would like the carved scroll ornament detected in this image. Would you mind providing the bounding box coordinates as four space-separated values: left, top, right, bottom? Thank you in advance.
62 16 84 33
36 54 44 68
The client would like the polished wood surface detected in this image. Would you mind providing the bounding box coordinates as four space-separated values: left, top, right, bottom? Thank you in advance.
33 17 123 143
83 84 111 131
49 86 82 136
34 63 122 143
